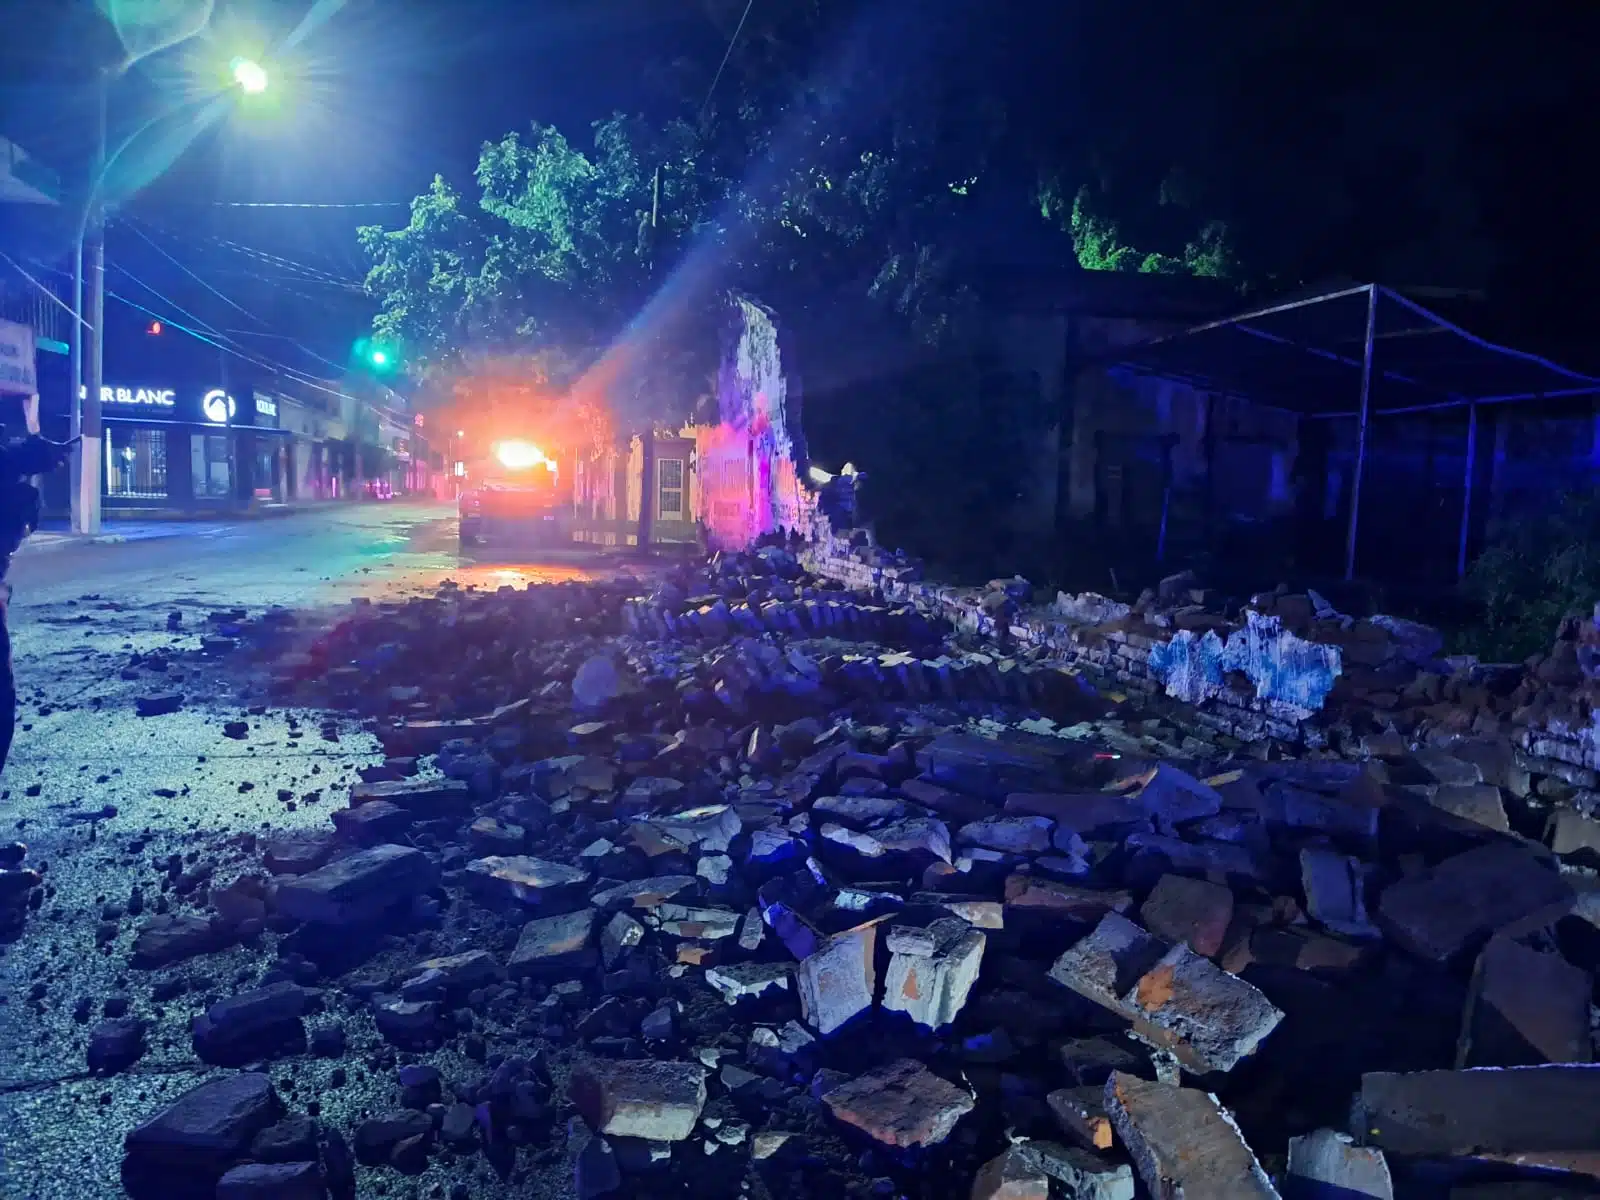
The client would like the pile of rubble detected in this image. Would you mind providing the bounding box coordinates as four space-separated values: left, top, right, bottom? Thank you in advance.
40 547 1600 1200
809 529 1600 809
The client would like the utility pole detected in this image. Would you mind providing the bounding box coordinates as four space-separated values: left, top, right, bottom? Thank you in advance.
72 66 107 535
635 165 662 554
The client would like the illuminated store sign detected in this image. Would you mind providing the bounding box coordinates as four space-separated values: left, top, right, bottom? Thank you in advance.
81 384 176 407
202 389 237 423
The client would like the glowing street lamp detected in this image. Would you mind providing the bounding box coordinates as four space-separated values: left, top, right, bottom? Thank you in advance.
230 57 270 94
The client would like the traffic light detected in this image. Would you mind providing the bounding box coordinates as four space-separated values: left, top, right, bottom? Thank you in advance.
147 320 163 335
354 337 399 374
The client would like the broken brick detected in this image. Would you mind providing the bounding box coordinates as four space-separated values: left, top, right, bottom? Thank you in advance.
822 1058 975 1148
1138 873 1234 957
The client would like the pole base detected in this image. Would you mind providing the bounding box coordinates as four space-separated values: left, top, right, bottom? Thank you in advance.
70 436 102 536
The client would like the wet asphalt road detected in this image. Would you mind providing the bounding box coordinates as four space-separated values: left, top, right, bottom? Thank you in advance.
0 502 615 1199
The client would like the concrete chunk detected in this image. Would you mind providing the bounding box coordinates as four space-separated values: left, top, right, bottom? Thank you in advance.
1047 1085 1114 1150
1300 847 1379 938
1023 1141 1134 1200
350 776 469 813
1052 914 1284 1075
1005 875 1132 921
509 908 597 975
882 917 985 1029
569 1059 707 1142
1286 1128 1393 1199
971 1145 1047 1200
1355 1064 1600 1172
1104 1073 1280 1199
795 919 880 1035
1377 843 1573 962
958 814 1055 854
1430 783 1511 832
122 1073 283 1196
1048 912 1170 1012
705 961 792 1003
823 1058 974 1147
276 844 439 926
1139 873 1234 957
1136 763 1224 825
1006 791 1149 835
466 855 589 906
1122 942 1284 1074
1458 935 1592 1066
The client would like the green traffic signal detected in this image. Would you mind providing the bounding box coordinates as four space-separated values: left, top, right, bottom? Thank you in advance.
354 337 399 373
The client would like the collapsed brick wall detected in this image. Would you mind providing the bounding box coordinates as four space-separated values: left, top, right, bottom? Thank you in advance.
697 296 821 550
800 520 1600 811
800 520 1344 748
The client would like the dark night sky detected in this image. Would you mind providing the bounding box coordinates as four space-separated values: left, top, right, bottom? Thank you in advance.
1 0 721 376
4 0 1600 382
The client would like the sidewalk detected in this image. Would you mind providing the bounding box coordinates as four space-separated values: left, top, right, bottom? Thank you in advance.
19 498 422 554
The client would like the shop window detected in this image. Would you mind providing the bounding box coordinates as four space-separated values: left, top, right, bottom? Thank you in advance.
255 445 279 500
658 457 685 520
192 434 232 499
105 428 168 499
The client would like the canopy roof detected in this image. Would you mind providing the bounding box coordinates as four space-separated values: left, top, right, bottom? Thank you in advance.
1112 283 1600 417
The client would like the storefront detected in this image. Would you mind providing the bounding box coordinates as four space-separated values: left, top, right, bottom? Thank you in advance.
56 377 293 513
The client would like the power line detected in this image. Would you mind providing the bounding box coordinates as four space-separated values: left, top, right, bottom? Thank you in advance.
700 0 756 124
115 219 357 374
208 200 410 209
0 249 88 330
34 255 355 402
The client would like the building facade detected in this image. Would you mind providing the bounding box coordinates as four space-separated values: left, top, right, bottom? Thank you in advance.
36 376 292 513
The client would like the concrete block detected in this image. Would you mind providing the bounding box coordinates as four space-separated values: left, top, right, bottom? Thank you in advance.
1355 1064 1600 1171
466 855 590 906
1005 875 1133 921
970 1145 1047 1200
958 815 1056 854
1120 942 1285 1074
1430 783 1511 832
1138 874 1234 957
1377 843 1574 962
1048 912 1169 1014
1286 1128 1393 1199
1047 1085 1114 1150
705 961 792 1004
1104 1073 1279 1199
1136 763 1224 826
276 844 440 927
882 917 986 1029
823 1058 975 1147
1300 847 1379 938
569 1059 707 1142
1458 935 1592 1066
510 908 597 975
795 919 881 1035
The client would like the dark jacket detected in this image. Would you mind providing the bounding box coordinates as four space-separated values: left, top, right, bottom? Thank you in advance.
0 435 73 573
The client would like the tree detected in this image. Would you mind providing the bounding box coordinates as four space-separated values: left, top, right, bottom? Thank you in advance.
361 114 731 548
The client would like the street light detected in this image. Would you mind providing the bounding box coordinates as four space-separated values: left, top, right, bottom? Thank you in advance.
72 51 278 536
230 57 270 94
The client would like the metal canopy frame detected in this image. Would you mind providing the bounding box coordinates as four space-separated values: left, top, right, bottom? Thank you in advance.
1109 282 1600 581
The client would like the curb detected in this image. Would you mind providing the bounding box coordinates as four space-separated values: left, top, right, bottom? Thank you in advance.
16 533 132 554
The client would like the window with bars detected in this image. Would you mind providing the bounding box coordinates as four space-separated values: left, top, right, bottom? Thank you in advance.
105 428 168 499
658 457 685 520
